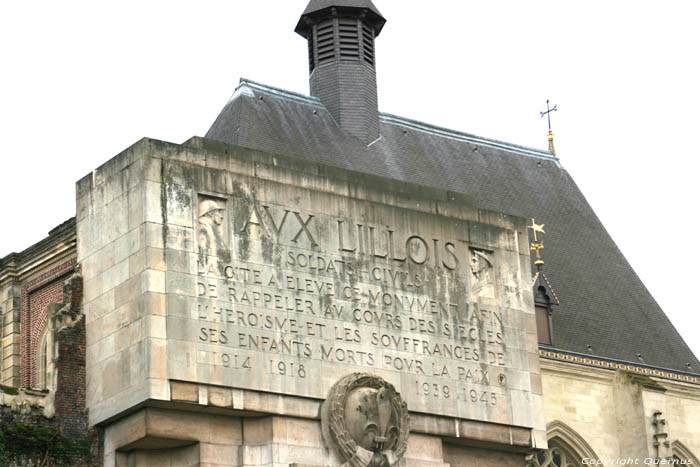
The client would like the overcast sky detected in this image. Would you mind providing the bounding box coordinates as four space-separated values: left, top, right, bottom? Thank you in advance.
1 1 699 361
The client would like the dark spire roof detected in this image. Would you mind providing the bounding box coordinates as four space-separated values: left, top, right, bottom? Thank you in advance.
295 0 386 38
533 271 560 306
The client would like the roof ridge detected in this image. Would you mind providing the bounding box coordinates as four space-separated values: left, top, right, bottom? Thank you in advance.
237 78 324 107
380 113 560 164
236 79 560 165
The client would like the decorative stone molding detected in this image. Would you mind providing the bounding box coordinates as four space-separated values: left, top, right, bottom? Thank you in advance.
546 421 599 461
526 420 600 467
321 373 409 467
652 411 673 460
540 349 700 385
672 440 700 464
526 447 577 467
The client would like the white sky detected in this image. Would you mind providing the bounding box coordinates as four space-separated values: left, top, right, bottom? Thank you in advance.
1 1 699 362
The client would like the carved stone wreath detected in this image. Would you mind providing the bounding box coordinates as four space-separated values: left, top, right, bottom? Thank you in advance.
321 373 409 467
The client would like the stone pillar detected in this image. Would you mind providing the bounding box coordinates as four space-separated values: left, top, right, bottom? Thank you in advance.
1 281 22 387
77 142 172 427
613 372 665 460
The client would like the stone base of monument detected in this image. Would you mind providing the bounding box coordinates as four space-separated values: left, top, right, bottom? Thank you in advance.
102 382 530 467
105 408 527 466
106 409 449 466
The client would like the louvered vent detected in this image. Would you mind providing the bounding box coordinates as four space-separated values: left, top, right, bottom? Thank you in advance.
297 1 385 144
361 22 374 65
308 38 315 72
316 19 335 66
338 17 360 60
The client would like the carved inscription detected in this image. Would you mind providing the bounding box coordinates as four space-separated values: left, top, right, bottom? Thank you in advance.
179 197 529 423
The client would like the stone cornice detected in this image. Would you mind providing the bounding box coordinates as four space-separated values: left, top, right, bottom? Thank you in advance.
539 348 700 386
0 219 76 287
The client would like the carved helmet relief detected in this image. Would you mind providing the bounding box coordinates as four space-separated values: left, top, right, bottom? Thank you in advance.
469 248 496 298
197 195 228 258
322 373 409 467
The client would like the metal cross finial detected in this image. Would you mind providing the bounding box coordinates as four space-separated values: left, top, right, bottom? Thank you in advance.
528 218 545 242
528 218 546 268
540 99 557 130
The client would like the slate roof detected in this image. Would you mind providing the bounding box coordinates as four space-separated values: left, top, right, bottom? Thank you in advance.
206 78 700 374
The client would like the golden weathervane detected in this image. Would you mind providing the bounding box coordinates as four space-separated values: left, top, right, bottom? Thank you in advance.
528 218 546 268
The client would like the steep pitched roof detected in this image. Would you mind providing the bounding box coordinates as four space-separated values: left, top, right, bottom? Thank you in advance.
206 78 699 374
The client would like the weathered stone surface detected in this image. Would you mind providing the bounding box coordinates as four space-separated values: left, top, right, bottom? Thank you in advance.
443 443 527 467
166 151 534 426
171 381 198 402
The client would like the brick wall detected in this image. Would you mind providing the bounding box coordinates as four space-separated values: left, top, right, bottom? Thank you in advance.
2 268 96 466
54 275 88 440
20 259 76 388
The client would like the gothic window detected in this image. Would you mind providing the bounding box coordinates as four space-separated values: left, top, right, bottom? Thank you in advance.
536 304 552 345
529 440 582 466
534 284 554 345
532 269 558 345
671 441 700 465
36 327 49 390
527 421 600 467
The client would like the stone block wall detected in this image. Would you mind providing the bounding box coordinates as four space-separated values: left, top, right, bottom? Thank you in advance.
641 380 700 460
105 407 464 467
444 443 527 467
540 358 700 464
77 140 169 425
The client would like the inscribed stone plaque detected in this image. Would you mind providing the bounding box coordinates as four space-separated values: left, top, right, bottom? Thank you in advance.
164 166 534 427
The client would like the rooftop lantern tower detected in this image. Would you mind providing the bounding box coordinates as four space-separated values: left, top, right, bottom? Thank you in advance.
295 0 386 145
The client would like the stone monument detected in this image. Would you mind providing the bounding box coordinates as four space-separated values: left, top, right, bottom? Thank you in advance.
77 137 545 466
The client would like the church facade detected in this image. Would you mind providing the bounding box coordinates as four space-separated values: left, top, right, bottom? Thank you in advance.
1 1 698 466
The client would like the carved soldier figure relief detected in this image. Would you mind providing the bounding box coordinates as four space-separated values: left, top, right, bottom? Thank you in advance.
322 374 409 467
470 248 495 298
197 196 228 258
